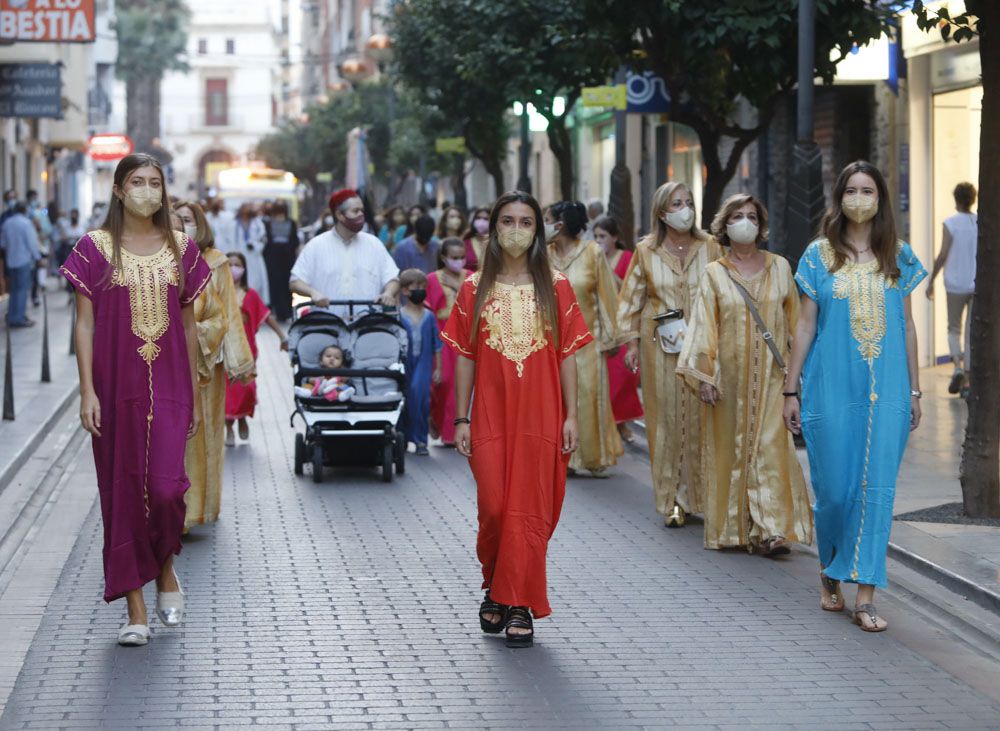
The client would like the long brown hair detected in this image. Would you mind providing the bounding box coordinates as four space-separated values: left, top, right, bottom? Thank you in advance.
640 181 709 249
820 160 899 279
472 191 559 348
174 199 215 251
102 154 183 288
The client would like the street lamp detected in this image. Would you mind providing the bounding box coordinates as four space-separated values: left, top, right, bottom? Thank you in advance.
327 81 351 99
339 57 371 85
365 33 394 68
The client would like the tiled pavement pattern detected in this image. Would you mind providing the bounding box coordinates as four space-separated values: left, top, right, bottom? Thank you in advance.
3 331 1000 730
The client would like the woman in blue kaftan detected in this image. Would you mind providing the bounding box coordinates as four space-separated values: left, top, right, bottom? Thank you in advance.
784 161 926 633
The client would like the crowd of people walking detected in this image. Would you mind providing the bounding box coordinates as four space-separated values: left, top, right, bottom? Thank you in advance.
53 150 976 649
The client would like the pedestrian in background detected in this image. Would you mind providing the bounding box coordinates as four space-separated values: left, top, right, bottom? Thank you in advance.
263 200 299 322
925 181 977 398
584 198 604 239
205 199 234 250
592 215 643 443
617 182 722 528
399 268 442 456
546 201 624 477
425 237 469 446
0 202 43 327
444 190 591 647
678 194 812 555
784 161 926 633
378 205 408 251
233 203 270 306
404 204 427 237
291 189 400 316
463 206 491 270
60 153 211 646
393 214 440 274
437 205 467 242
225 251 288 447
175 201 254 532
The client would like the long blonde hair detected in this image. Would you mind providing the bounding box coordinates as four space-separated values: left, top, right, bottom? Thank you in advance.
102 154 183 289
640 181 709 249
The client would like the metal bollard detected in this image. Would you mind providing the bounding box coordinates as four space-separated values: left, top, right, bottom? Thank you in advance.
3 327 13 421
41 289 51 383
69 297 76 356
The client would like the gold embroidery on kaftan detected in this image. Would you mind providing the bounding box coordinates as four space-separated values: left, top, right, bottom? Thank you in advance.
482 283 547 377
91 230 187 364
819 240 886 361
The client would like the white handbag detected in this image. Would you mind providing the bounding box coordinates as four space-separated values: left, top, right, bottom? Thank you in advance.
654 311 687 354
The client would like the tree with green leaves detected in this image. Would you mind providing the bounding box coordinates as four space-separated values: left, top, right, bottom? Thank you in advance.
589 0 895 225
389 0 511 197
114 0 191 154
392 0 619 201
912 1 998 519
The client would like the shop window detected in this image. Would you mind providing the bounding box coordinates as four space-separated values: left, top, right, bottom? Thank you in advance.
205 79 228 127
197 38 207 55
226 39 235 54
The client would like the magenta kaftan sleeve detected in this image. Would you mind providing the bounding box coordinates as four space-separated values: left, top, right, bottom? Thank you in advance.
60 233 103 300
180 235 212 306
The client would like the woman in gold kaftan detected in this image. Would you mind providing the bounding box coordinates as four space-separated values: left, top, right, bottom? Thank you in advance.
617 182 722 526
677 195 812 553
176 201 255 530
546 201 625 475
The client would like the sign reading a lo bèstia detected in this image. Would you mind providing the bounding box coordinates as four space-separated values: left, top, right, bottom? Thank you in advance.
0 0 96 43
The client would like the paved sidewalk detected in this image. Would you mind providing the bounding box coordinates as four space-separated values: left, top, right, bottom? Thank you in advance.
888 366 1000 608
1 331 999 729
0 282 79 490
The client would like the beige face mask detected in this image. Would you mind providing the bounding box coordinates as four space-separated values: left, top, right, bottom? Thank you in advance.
841 193 878 224
121 186 163 218
498 228 534 258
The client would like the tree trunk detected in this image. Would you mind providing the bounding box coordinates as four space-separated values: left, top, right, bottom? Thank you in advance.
464 128 505 198
451 154 468 211
960 7 1000 518
546 114 574 201
126 74 161 154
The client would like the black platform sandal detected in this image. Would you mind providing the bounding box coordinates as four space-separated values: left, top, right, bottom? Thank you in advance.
504 606 534 648
479 591 506 634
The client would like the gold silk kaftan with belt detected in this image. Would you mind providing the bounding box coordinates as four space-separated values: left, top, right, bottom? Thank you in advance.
616 237 722 514
183 248 255 529
676 254 813 549
548 239 626 472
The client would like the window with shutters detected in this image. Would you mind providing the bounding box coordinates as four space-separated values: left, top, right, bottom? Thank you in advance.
205 79 228 126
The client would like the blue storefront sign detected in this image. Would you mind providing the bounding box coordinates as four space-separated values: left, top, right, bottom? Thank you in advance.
0 63 61 118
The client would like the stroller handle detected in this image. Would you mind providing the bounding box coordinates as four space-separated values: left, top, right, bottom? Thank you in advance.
294 299 399 318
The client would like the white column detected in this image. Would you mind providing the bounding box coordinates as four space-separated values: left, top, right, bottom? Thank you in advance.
907 53 935 367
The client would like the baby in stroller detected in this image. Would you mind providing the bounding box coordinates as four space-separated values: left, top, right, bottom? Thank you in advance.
293 345 356 402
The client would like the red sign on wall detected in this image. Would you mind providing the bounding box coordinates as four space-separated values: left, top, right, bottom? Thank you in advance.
0 0 96 43
88 134 133 162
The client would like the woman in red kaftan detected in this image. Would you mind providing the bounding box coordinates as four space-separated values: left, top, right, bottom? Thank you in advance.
443 191 592 647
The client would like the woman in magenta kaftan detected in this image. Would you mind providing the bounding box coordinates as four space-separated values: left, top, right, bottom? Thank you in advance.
61 229 210 602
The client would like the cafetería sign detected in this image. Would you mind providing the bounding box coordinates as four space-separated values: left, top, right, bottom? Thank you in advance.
0 0 96 43
0 63 61 118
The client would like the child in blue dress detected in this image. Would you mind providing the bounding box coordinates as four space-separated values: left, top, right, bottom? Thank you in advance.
399 268 442 455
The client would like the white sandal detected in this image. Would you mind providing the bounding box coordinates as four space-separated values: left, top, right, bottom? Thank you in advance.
118 622 150 646
156 571 185 627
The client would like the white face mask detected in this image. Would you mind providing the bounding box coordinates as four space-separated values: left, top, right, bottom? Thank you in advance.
726 218 759 246
544 222 558 241
662 206 695 232
183 223 198 240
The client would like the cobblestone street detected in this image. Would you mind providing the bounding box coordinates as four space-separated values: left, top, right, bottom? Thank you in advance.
1 331 1000 730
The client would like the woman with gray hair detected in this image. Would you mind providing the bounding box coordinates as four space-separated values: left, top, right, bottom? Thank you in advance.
677 193 812 554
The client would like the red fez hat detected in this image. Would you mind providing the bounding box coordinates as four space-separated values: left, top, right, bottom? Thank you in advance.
328 188 360 211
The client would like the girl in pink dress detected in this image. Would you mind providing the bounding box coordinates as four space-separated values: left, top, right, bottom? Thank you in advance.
224 251 288 445
425 237 469 445
593 216 643 442
61 154 211 646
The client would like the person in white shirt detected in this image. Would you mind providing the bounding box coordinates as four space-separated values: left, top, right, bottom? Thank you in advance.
290 189 400 315
584 198 604 239
205 199 234 250
926 181 978 397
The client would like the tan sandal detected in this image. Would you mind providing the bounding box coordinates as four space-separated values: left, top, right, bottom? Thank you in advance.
760 536 790 557
853 603 888 632
820 573 844 612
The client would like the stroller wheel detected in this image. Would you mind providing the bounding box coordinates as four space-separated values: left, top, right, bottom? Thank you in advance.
294 433 306 476
381 441 393 483
394 432 406 476
311 443 324 483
